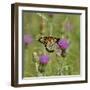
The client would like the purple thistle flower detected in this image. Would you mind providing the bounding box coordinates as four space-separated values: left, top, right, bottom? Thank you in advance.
24 34 33 45
64 21 73 31
57 39 69 50
39 55 49 64
48 13 53 18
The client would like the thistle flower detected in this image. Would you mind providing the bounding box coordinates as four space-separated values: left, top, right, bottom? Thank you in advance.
24 34 33 45
64 20 73 31
48 13 53 18
57 39 69 50
39 55 49 64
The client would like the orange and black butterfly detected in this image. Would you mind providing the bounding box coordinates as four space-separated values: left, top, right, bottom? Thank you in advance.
39 36 59 52
38 36 67 57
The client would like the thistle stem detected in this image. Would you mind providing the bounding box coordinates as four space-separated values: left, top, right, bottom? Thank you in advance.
37 13 53 36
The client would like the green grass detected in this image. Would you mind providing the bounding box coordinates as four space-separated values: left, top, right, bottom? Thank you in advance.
23 12 80 77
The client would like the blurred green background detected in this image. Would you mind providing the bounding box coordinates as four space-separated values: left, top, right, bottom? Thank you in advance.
22 11 80 77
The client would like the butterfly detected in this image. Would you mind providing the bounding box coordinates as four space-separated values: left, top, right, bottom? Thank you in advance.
38 36 59 52
38 36 67 57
